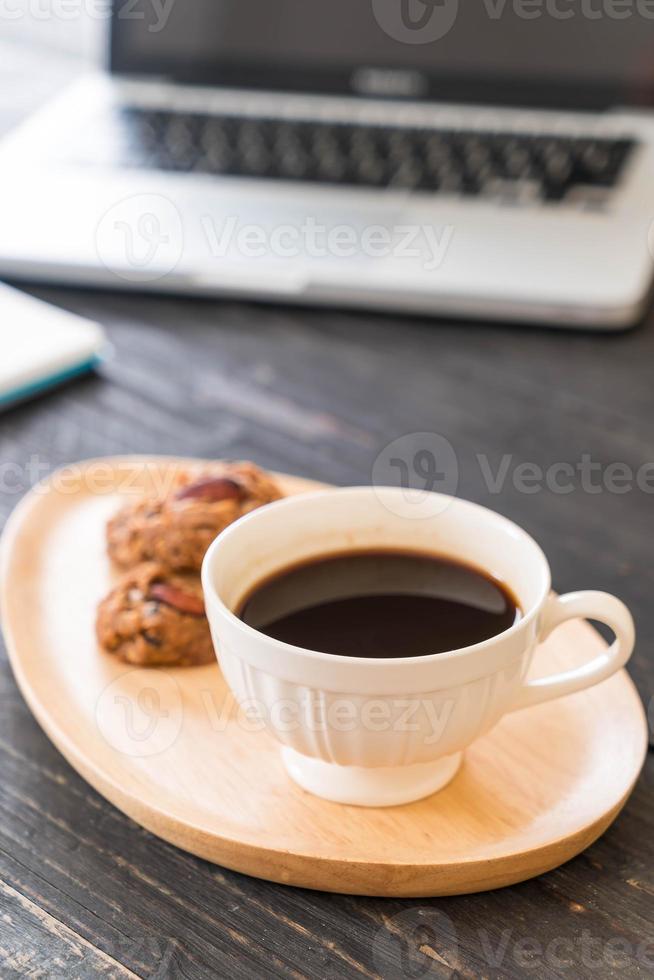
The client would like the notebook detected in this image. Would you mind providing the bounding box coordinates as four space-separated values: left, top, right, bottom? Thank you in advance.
0 285 106 409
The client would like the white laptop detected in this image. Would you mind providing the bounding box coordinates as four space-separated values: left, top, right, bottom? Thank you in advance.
1 0 654 328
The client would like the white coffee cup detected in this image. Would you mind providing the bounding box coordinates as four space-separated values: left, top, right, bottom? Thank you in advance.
201 488 634 807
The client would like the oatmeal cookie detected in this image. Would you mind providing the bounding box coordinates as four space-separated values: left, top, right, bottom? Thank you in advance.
96 562 215 666
107 460 282 572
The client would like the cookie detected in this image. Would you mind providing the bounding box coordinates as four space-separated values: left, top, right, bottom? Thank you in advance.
107 460 282 572
96 562 215 667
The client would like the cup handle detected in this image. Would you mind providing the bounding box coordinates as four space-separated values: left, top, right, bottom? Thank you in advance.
511 591 635 712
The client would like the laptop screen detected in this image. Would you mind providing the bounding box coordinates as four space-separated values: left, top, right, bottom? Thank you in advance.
111 0 654 110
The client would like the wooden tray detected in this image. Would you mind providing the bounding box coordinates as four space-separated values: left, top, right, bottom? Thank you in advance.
0 457 648 897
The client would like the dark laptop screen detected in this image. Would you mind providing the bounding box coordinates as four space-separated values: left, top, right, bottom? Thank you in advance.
111 0 654 110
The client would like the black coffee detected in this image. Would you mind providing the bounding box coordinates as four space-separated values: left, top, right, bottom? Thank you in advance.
238 550 520 659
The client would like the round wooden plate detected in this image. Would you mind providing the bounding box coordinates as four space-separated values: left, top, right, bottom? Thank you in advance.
0 457 648 897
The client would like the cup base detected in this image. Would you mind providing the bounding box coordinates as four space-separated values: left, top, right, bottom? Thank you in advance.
281 748 463 807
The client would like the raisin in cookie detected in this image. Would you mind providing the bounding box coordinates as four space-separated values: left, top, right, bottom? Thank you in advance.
96 562 215 666
107 460 282 572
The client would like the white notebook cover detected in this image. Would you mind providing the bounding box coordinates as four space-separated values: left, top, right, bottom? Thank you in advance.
0 285 106 405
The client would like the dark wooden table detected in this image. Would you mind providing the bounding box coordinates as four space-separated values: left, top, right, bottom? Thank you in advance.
1 50 653 980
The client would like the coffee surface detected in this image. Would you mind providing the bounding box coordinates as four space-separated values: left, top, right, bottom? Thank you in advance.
238 550 520 659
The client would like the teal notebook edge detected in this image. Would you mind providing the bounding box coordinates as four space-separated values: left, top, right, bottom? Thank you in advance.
0 355 103 410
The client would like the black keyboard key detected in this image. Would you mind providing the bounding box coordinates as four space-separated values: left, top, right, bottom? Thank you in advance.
355 154 387 186
498 138 534 181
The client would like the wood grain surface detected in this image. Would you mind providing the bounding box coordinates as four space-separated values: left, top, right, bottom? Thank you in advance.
0 50 653 980
1 291 652 979
1 458 646 901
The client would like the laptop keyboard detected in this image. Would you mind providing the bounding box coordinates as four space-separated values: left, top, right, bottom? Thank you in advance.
80 106 636 204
